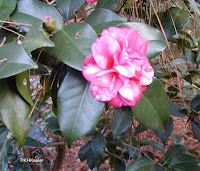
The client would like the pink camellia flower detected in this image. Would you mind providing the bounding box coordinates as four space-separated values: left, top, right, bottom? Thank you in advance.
87 0 98 3
82 27 154 107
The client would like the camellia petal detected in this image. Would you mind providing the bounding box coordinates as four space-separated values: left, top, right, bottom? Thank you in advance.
82 26 154 107
92 36 121 69
82 55 102 82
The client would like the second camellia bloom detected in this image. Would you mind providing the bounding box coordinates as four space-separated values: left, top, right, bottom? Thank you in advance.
82 27 154 107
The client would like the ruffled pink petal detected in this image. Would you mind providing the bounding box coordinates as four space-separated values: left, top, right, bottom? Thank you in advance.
119 80 141 101
140 65 154 86
92 36 121 69
92 70 116 87
90 84 116 102
109 93 123 107
82 55 102 82
114 61 135 78
102 27 130 48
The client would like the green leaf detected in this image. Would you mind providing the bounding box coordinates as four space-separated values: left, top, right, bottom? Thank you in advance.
12 0 64 30
78 141 91 162
96 0 123 11
0 43 38 79
78 141 99 169
0 140 8 171
45 117 60 131
57 70 105 146
162 7 190 39
51 22 98 71
153 116 174 144
117 22 167 59
125 158 155 171
56 0 85 20
184 49 197 65
11 12 41 32
24 125 49 148
16 71 34 106
172 134 182 144
91 132 105 159
192 121 200 142
115 159 126 171
168 101 187 117
191 94 200 112
141 139 165 152
14 160 32 171
188 0 200 16
168 154 199 169
0 79 30 148
111 107 133 136
85 8 125 34
22 21 55 53
165 144 186 163
131 78 170 131
0 0 16 26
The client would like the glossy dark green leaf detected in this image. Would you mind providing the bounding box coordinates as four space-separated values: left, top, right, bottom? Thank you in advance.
0 0 16 26
96 0 123 11
134 124 147 134
56 0 85 20
91 132 105 159
165 144 186 163
78 141 91 162
188 0 200 16
192 121 200 142
168 101 187 117
26 125 49 146
125 158 155 171
11 12 41 32
153 117 174 144
184 49 197 65
24 137 41 148
162 7 190 39
172 134 182 144
85 8 125 34
87 147 99 169
115 159 126 171
111 107 133 136
141 139 164 152
22 22 55 53
51 22 98 71
0 140 8 171
0 129 8 148
0 79 30 148
117 22 167 59
0 43 38 79
191 94 200 112
45 117 60 131
57 70 105 146
132 78 170 131
168 154 199 169
14 160 32 171
16 71 34 106
13 0 63 30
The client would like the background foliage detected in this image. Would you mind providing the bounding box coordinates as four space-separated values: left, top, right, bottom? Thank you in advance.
0 0 199 170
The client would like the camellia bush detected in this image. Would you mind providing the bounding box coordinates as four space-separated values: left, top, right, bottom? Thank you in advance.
0 0 200 170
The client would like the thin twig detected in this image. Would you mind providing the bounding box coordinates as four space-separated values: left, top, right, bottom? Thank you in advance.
0 58 7 63
0 25 25 38
0 20 32 26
